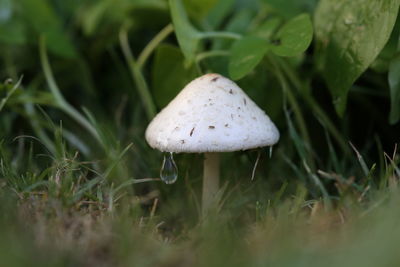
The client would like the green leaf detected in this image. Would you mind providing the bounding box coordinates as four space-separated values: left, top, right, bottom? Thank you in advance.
82 0 112 36
169 0 202 62
251 16 282 40
183 0 218 20
315 0 400 116
0 20 26 45
370 19 400 73
262 0 318 19
205 0 235 30
20 0 76 58
389 55 400 124
152 44 197 108
82 0 168 36
211 9 253 51
270 13 313 57
229 36 269 80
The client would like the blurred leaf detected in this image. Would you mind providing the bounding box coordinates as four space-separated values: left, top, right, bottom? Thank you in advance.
0 0 25 45
212 9 253 51
237 62 283 120
205 0 235 30
0 20 26 45
270 13 313 57
169 0 202 62
152 44 197 108
20 0 77 58
82 0 168 35
262 0 318 18
371 18 400 73
229 36 269 80
183 0 218 20
389 55 400 124
251 16 282 40
82 0 111 35
223 9 253 34
315 0 400 116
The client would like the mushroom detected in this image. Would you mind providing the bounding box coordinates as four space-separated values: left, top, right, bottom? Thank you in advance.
145 73 279 215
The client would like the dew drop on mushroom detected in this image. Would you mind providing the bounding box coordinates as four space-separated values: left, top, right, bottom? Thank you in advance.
160 152 178 184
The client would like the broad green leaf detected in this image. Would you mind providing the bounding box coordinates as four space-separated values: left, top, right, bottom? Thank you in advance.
205 0 235 30
212 9 253 51
251 16 282 40
389 55 400 124
315 0 400 116
270 13 313 57
262 0 318 19
229 36 269 80
183 0 218 20
152 44 197 108
20 0 76 58
370 18 400 73
82 0 168 35
82 0 112 36
237 62 283 120
0 20 26 45
169 0 202 62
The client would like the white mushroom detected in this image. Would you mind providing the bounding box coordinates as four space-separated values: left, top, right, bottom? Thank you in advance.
145 73 279 215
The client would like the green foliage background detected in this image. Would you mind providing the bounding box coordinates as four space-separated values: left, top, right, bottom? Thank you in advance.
1 0 400 266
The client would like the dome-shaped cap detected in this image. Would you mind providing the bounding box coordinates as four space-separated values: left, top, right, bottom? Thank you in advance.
145 73 279 153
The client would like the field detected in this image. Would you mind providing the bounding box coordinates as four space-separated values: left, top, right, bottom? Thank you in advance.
1 0 400 266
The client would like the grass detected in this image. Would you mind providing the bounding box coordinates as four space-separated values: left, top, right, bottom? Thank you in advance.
1 168 400 267
0 112 399 266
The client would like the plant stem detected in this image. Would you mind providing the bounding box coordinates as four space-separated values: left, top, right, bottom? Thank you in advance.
268 54 315 171
275 57 350 155
39 36 101 143
137 24 174 69
0 77 22 112
202 153 220 216
119 28 156 121
195 50 230 63
201 31 242 40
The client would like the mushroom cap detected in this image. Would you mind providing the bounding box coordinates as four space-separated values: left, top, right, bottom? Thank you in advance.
145 73 280 153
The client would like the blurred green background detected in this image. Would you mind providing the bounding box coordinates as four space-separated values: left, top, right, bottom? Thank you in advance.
1 0 400 266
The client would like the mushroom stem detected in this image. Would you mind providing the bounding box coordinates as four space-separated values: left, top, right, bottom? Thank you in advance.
202 152 220 215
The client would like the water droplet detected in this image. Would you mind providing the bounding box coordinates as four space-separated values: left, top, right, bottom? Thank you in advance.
269 146 273 158
160 152 178 184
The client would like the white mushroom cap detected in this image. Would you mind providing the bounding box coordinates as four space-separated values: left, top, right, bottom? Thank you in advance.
145 73 279 153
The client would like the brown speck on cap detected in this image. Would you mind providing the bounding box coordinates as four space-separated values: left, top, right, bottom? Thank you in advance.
211 77 219 82
229 89 233 94
180 140 185 144
190 127 195 136
243 98 247 105
208 126 215 129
